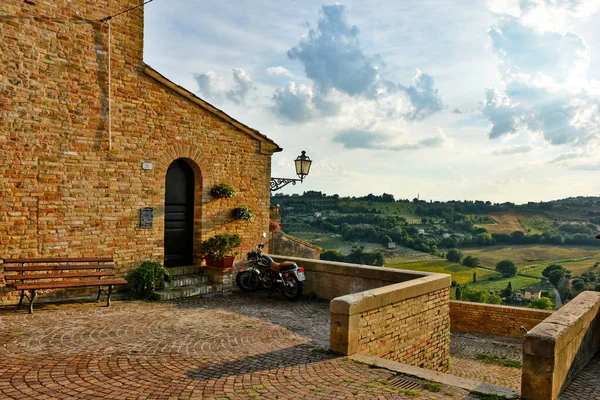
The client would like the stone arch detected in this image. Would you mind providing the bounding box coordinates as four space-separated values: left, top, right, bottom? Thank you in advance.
155 146 205 266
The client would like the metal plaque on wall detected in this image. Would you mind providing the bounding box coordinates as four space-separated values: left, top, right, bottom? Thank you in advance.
140 207 153 229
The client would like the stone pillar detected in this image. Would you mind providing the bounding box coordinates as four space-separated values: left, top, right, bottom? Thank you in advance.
204 267 233 296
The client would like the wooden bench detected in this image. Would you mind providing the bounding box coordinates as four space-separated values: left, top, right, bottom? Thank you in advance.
2 257 127 313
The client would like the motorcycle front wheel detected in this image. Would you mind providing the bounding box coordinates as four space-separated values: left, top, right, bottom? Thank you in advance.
236 270 261 292
281 275 303 300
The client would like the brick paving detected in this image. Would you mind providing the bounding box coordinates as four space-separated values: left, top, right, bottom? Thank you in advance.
560 352 600 400
450 331 523 390
0 292 474 399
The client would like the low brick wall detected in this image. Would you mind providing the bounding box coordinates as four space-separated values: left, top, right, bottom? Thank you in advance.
521 291 600 400
450 300 553 337
270 232 322 260
272 256 451 372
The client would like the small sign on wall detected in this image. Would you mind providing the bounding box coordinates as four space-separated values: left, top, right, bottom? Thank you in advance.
142 162 153 170
140 207 153 228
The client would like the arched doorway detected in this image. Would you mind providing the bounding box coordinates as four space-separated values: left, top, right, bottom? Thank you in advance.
164 159 194 267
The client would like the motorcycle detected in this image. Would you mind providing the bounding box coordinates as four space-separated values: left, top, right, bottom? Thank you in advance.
235 233 305 300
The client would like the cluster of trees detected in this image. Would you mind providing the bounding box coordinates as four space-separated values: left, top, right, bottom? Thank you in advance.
455 283 502 304
320 246 385 267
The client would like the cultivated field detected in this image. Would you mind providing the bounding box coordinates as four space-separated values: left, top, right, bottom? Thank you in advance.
388 259 499 284
478 212 523 234
462 245 600 277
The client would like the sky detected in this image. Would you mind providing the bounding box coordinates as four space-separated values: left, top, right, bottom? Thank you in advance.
143 0 600 204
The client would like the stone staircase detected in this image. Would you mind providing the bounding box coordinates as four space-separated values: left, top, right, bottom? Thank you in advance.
152 265 223 301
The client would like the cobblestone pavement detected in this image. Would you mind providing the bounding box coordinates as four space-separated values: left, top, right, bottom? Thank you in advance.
0 291 477 399
560 352 600 400
450 331 523 390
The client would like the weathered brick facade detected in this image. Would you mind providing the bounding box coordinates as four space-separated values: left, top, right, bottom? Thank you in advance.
450 300 552 337
0 0 280 301
357 288 450 372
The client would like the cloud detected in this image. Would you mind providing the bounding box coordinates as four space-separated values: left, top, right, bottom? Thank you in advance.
332 128 448 151
271 81 339 122
194 68 254 104
488 17 590 83
287 4 379 97
267 66 293 77
275 4 444 123
194 71 226 102
453 108 463 114
481 15 600 146
225 68 254 104
402 69 445 120
549 152 581 163
482 87 524 139
492 144 535 155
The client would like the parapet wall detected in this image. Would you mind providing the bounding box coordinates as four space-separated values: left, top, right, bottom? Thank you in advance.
521 291 600 400
272 256 451 372
450 300 553 337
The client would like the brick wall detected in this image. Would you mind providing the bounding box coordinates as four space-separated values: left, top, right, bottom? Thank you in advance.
450 300 552 337
270 232 322 260
357 288 450 372
0 1 278 301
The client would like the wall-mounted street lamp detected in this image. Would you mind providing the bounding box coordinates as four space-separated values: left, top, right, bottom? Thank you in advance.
270 150 312 191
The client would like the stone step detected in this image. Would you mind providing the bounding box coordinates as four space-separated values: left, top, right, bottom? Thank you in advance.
152 284 223 301
167 265 202 277
164 274 208 290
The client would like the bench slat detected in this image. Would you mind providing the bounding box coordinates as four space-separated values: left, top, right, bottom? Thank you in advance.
4 271 116 281
4 263 115 272
2 257 113 264
14 278 127 291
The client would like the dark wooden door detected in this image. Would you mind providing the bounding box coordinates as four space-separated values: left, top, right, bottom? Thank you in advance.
164 160 194 267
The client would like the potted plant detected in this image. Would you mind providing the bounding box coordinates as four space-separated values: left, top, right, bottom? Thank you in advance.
211 183 236 198
233 206 255 222
199 233 241 269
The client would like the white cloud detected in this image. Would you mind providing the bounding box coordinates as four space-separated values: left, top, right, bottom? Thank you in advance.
332 128 449 151
274 4 444 123
194 68 254 104
267 66 293 77
271 81 339 122
492 144 535 155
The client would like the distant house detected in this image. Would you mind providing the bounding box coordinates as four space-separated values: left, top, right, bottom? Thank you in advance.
418 229 425 235
314 212 322 218
442 233 451 238
387 242 397 249
522 288 542 300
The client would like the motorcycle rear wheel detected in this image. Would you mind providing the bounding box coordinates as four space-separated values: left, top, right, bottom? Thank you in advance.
281 275 303 300
236 271 261 292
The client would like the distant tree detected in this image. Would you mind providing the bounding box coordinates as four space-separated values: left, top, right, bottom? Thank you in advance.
320 250 346 262
380 235 393 246
501 282 513 298
542 264 564 278
531 297 554 310
595 283 600 292
446 248 463 263
548 269 566 286
572 278 586 291
473 271 477 283
451 280 457 287
455 284 463 300
462 255 480 268
496 260 517 277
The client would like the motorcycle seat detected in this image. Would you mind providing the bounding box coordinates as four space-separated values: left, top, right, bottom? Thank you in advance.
269 261 297 272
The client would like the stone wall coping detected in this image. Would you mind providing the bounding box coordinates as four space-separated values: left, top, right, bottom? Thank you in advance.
330 273 451 315
451 300 554 316
524 291 600 357
279 233 323 253
271 255 434 282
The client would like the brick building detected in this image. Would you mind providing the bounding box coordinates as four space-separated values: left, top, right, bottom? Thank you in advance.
0 0 281 301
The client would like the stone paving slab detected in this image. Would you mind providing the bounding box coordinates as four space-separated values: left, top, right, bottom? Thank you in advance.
560 351 600 400
0 292 519 399
450 331 523 390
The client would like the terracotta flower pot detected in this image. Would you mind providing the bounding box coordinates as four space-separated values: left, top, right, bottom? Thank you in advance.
206 255 235 269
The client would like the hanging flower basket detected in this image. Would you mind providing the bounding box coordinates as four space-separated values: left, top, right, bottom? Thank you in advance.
211 183 236 198
234 206 255 222
269 219 280 233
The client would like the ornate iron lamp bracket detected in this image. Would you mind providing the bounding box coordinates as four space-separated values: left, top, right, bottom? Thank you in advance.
270 177 301 191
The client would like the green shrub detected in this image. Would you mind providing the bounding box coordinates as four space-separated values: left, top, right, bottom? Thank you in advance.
446 248 463 263
211 183 236 198
233 206 255 222
531 297 554 310
127 261 172 300
199 233 241 261
496 259 517 277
